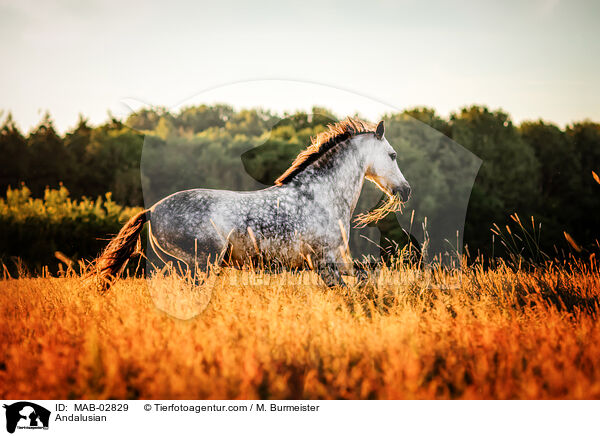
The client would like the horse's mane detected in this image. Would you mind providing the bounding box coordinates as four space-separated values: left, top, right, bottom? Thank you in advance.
274 117 376 185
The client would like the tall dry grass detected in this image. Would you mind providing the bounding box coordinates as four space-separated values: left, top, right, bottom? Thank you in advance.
0 259 599 399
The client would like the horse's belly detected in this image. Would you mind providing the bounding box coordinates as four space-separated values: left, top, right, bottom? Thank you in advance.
226 235 306 268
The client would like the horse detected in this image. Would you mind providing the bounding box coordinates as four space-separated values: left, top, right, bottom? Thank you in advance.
91 117 411 289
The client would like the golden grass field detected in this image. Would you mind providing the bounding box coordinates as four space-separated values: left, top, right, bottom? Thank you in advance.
1 260 599 400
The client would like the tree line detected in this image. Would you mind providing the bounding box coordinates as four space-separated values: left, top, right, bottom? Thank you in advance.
1 104 598 267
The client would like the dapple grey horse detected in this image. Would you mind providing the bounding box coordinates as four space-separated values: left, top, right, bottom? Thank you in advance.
92 118 410 289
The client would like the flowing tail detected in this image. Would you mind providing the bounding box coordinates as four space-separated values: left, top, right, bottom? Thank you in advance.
88 209 150 291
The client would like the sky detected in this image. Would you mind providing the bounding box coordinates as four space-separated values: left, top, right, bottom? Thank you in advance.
1 0 598 133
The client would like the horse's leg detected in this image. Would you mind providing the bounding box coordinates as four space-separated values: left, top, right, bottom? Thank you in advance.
354 261 369 286
318 263 346 287
148 224 226 286
186 244 230 286
317 251 347 288
353 259 379 287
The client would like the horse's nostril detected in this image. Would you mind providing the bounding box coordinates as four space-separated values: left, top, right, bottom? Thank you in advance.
399 185 411 202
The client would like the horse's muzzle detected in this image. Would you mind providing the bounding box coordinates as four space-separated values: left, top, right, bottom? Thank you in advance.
394 184 411 202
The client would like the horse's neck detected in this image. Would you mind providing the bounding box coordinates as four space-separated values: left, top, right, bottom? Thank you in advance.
302 144 366 221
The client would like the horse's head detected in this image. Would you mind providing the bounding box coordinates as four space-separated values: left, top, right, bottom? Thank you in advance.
363 121 411 202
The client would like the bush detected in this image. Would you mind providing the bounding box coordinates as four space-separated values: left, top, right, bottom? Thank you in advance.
0 184 142 276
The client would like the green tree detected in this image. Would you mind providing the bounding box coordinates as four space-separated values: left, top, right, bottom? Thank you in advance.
0 113 28 192
450 106 541 255
519 120 582 250
176 104 234 133
26 113 72 197
62 115 92 198
126 107 163 132
84 122 144 205
566 122 600 249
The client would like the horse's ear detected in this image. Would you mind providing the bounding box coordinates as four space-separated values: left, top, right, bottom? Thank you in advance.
375 121 384 139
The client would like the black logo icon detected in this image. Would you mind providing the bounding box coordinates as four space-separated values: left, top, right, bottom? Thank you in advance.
3 402 50 434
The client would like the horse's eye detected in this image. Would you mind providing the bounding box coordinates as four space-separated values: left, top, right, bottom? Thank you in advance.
389 152 397 161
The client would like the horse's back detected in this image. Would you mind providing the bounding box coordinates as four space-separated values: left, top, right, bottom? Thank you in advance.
148 186 315 267
148 187 281 263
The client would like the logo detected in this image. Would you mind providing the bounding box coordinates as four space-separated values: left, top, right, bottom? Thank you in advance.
3 402 50 434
